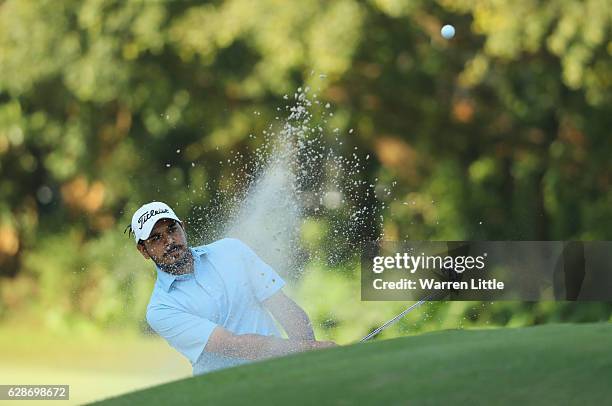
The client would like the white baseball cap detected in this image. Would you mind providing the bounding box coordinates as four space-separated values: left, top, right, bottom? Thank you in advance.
130 201 181 242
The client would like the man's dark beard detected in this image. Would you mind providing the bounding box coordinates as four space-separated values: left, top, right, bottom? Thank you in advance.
155 248 194 275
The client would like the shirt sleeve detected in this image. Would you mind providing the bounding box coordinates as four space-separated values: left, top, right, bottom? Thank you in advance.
146 305 218 364
233 239 286 303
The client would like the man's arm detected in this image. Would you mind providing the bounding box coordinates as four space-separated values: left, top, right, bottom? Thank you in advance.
263 290 315 340
147 303 333 364
205 326 334 360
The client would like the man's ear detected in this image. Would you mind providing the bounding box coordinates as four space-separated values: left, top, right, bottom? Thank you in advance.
137 242 150 259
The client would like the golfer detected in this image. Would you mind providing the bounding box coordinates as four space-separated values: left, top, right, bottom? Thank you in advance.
129 201 335 375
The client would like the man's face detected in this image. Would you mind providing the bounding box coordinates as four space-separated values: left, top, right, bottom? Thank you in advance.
137 219 189 268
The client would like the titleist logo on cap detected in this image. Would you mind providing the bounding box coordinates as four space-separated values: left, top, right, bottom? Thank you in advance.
138 208 169 230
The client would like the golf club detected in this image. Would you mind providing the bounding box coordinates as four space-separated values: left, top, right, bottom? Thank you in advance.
360 247 467 343
359 291 447 342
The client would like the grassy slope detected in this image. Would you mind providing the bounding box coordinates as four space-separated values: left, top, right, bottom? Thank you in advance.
95 323 612 406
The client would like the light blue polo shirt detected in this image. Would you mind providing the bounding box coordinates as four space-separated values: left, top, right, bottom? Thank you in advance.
145 238 286 375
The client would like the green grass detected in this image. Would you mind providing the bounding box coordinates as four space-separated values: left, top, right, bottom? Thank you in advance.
0 326 190 405
95 323 612 405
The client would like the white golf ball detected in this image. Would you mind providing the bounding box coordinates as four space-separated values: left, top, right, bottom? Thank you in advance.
441 24 455 39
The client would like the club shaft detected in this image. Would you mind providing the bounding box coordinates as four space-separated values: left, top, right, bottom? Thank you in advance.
359 291 443 342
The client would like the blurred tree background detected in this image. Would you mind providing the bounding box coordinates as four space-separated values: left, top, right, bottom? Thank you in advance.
0 0 610 340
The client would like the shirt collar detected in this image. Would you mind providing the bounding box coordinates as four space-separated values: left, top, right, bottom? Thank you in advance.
155 246 209 292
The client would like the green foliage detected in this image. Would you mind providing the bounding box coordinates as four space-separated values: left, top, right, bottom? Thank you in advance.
0 0 610 333
13 227 153 331
294 261 612 343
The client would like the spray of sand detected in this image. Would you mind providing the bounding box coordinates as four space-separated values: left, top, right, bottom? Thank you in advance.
224 147 301 278
194 85 383 281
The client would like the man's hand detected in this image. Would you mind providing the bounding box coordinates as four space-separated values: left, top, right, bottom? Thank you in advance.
205 326 337 360
307 340 337 350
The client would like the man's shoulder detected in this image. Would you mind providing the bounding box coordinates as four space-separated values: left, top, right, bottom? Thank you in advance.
145 295 162 324
146 287 164 312
146 290 181 324
146 283 173 317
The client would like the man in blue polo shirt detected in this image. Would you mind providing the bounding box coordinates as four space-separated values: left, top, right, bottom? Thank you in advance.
129 201 335 375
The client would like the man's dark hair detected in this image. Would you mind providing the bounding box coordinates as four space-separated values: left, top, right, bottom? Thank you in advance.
123 224 135 239
123 224 144 245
